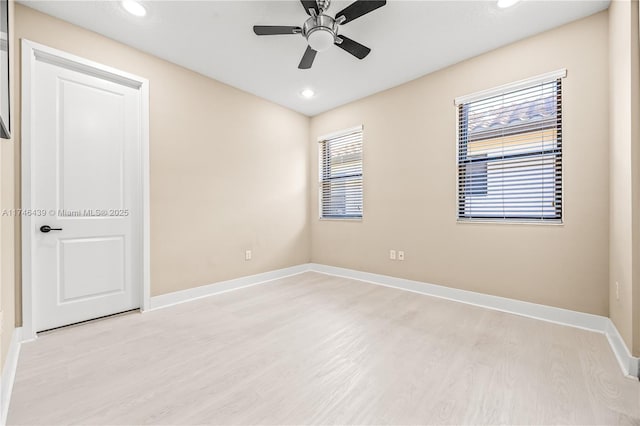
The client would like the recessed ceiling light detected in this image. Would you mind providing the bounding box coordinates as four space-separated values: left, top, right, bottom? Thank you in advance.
122 0 146 17
497 0 521 8
300 88 315 99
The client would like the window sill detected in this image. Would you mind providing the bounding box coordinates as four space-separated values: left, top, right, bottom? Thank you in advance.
319 217 363 222
457 219 563 226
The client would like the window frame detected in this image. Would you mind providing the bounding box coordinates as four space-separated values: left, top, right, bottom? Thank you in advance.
454 69 566 225
318 125 364 221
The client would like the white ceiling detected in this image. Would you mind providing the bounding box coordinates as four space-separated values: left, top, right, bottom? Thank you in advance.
20 0 609 116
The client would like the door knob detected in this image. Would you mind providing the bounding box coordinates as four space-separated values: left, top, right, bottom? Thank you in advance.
40 225 62 233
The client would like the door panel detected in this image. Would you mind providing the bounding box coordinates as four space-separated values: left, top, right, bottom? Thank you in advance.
59 79 125 212
59 236 125 303
31 52 142 332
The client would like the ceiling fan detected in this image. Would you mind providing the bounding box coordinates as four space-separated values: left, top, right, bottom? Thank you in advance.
253 0 386 69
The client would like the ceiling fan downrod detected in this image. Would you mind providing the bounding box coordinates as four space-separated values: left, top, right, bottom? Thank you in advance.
316 0 331 14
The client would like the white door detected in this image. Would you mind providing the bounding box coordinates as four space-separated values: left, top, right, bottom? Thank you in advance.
25 44 145 332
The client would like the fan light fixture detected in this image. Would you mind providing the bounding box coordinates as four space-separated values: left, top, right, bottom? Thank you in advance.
497 0 521 8
122 0 146 17
301 88 315 99
307 29 335 52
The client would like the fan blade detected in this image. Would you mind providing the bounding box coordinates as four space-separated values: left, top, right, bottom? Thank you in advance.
335 35 371 59
300 0 319 15
335 1 386 25
298 46 317 69
253 26 301 35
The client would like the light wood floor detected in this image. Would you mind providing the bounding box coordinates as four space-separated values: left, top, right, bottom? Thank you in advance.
8 272 640 425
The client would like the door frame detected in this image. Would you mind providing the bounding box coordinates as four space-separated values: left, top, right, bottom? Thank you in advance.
20 40 150 340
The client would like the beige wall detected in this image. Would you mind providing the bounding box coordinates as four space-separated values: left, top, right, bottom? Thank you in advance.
10 4 311 328
633 0 640 359
609 0 640 356
310 12 610 316
1 0 16 368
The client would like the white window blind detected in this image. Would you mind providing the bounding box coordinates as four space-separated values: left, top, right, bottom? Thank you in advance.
456 73 564 222
319 127 363 219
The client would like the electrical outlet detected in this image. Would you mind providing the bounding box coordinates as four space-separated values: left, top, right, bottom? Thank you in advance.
389 249 396 260
398 251 405 261
616 281 620 300
245 250 252 261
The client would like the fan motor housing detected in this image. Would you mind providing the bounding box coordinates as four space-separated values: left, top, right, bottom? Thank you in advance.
302 14 338 44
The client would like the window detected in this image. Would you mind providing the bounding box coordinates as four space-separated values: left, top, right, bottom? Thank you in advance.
319 126 363 219
456 70 565 222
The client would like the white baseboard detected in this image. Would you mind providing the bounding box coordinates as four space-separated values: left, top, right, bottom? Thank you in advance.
147 264 311 311
308 263 640 379
604 319 639 378
1 327 23 426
